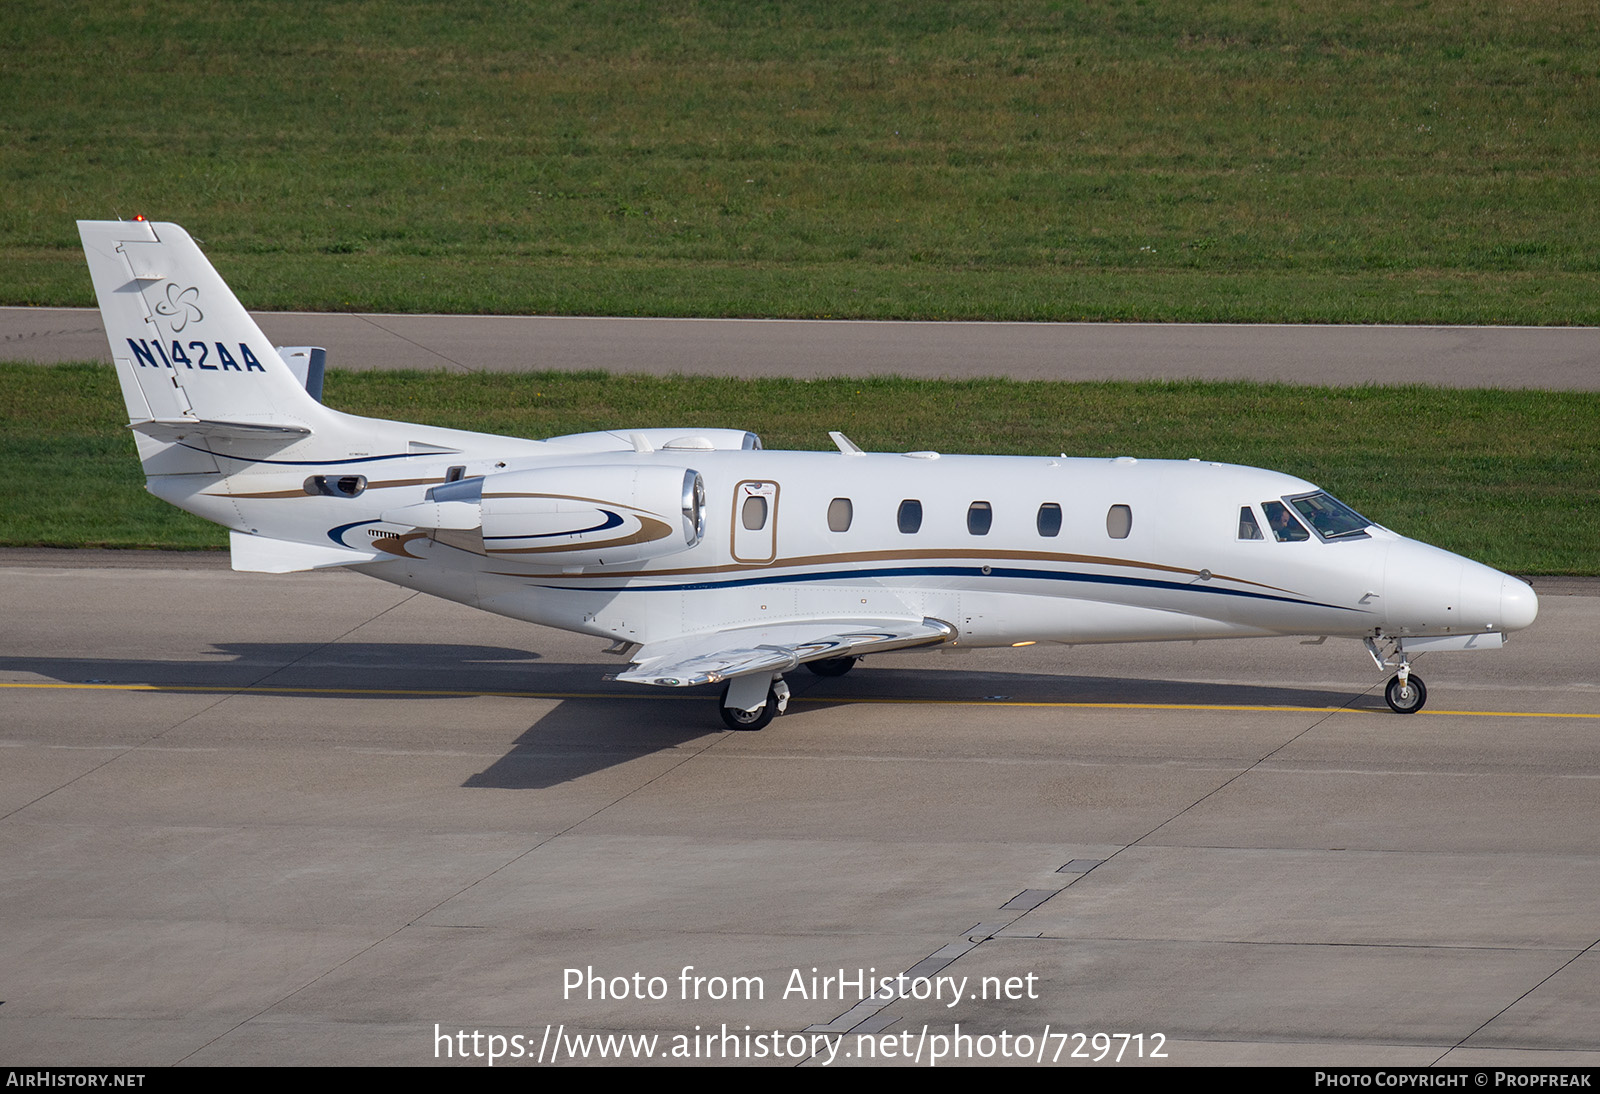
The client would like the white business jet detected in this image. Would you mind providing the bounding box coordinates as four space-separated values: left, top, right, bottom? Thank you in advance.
79 219 1538 728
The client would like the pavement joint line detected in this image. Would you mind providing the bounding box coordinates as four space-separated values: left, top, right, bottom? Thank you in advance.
1006 681 1374 986
352 312 474 373
1432 936 1600 1067
2 680 1595 718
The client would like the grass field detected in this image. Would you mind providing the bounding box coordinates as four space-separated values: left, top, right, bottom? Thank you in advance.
4 363 1594 574
5 1 1599 322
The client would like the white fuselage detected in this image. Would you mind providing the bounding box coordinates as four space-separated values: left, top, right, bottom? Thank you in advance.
79 218 1537 720
157 435 1535 652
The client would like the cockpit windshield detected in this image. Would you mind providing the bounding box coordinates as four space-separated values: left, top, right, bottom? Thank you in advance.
1261 501 1310 542
1287 491 1371 540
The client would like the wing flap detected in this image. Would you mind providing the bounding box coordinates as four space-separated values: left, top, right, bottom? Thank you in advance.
616 617 955 688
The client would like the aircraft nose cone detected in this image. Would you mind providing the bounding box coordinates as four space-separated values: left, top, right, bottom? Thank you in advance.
1500 575 1539 632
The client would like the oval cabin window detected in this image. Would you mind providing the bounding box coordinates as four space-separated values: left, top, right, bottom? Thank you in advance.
1106 504 1132 539
967 501 992 536
742 495 768 531
897 499 923 534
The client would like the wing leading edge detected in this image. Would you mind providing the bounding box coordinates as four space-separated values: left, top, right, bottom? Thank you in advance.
616 617 956 688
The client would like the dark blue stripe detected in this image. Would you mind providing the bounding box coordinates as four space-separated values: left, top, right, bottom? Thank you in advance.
179 443 416 467
484 510 624 541
528 564 1366 613
328 519 380 547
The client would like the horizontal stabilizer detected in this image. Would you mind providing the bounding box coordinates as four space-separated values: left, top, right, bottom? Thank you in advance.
133 418 312 443
617 617 955 687
230 531 383 573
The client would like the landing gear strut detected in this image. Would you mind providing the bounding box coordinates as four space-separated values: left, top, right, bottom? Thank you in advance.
1365 637 1428 715
719 674 790 731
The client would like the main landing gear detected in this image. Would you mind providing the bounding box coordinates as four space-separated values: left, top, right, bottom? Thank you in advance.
718 656 861 730
1365 637 1428 715
720 674 791 731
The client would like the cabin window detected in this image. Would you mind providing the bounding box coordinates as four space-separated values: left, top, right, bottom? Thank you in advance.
1106 504 1132 539
967 501 993 536
741 495 769 531
897 499 923 534
1238 506 1263 540
827 497 853 532
1037 503 1062 537
1261 501 1310 542
304 474 367 499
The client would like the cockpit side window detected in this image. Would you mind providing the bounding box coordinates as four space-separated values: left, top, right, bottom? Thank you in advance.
1261 501 1310 542
1238 506 1263 540
1289 491 1371 540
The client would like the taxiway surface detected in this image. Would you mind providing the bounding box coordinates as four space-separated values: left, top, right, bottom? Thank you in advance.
2 553 1596 1066
5 305 1600 388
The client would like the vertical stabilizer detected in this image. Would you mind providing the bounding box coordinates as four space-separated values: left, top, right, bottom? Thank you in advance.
78 220 327 439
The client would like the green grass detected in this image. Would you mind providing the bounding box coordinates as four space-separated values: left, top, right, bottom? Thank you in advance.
4 363 1594 574
5 1 1600 322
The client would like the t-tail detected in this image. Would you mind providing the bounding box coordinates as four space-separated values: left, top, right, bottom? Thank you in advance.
78 218 337 479
78 219 547 573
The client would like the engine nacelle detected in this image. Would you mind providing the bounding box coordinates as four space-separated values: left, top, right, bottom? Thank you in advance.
411 464 705 567
544 428 761 453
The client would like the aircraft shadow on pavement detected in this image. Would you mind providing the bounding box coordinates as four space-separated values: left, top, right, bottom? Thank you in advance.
464 667 1379 789
2 643 1379 790
0 642 1372 712
811 666 1374 712
0 642 550 692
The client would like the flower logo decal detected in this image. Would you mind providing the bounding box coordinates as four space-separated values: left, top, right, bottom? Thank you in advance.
154 283 203 332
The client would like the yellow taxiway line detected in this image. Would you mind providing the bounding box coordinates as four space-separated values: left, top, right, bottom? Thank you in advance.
2 680 1596 719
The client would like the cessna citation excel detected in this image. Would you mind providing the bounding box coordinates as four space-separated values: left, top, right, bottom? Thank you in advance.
80 219 1539 729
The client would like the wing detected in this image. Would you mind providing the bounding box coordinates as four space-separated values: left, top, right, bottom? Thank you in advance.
615 617 956 688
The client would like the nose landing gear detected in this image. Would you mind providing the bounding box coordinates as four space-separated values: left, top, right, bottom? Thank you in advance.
1384 672 1427 714
1365 637 1428 715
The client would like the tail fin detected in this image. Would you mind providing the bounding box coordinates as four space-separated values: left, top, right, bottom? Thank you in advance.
78 220 328 472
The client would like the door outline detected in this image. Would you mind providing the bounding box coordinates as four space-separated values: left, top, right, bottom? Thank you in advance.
730 480 780 564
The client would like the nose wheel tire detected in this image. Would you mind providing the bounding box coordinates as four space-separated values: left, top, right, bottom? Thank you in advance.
720 685 778 731
1385 674 1427 714
804 656 857 678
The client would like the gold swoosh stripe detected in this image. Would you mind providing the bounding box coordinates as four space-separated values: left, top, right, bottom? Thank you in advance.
210 476 448 499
